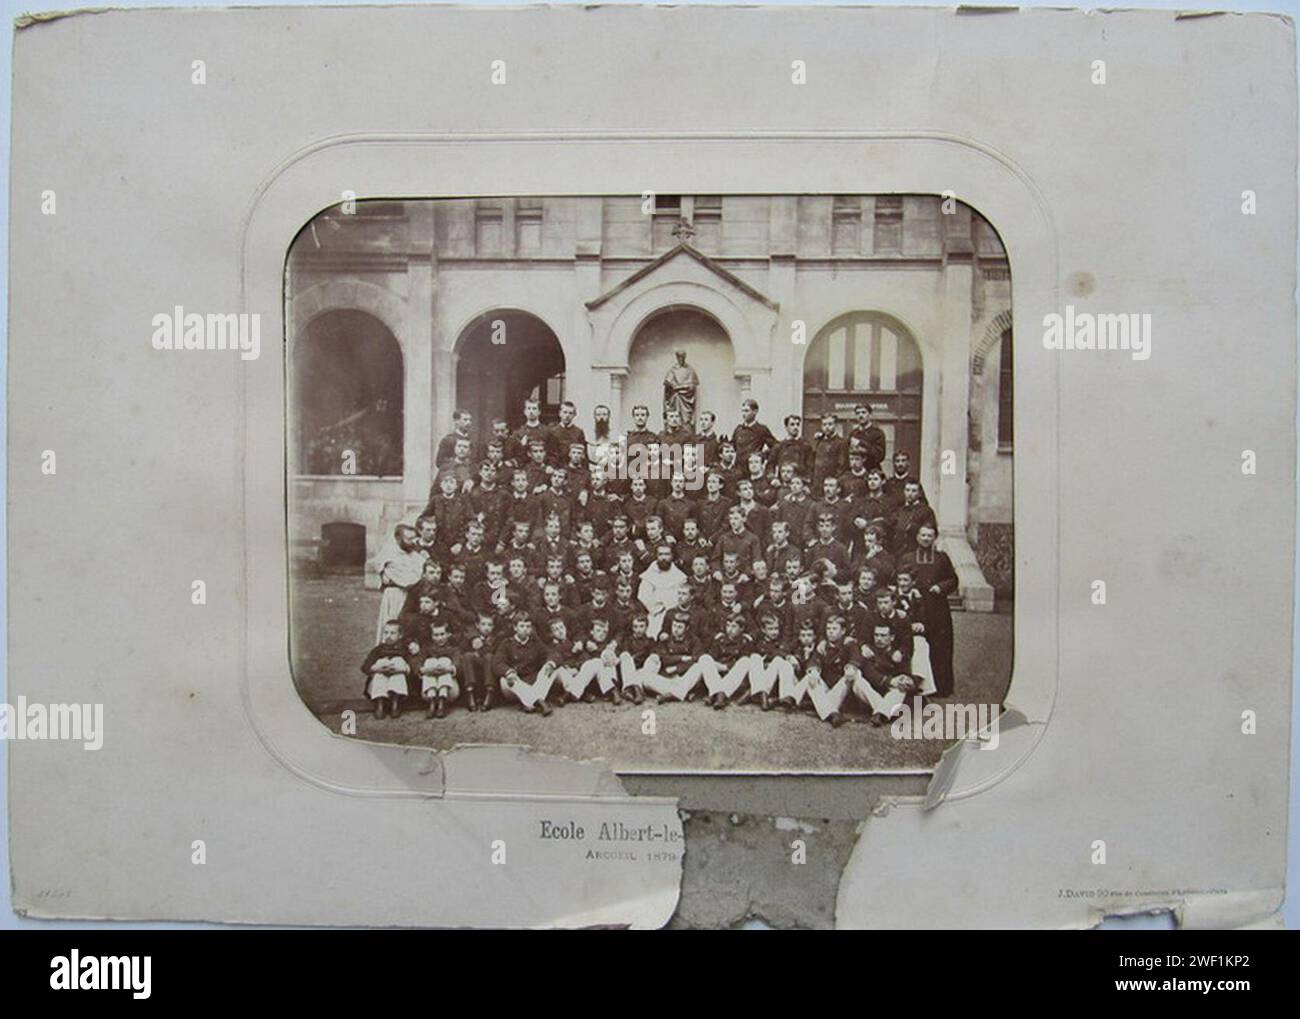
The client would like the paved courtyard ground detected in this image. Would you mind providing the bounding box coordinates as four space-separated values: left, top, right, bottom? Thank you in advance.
290 573 1014 773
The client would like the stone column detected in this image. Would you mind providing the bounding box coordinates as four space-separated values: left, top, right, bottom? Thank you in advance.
934 257 995 611
608 370 626 429
936 259 973 536
405 256 435 510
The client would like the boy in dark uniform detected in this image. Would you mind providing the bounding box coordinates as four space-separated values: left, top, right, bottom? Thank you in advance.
853 472 897 553
400 558 445 617
692 410 724 468
571 616 624 704
493 613 555 715
468 461 506 549
892 480 938 558
777 621 821 711
731 398 776 465
657 474 696 540
497 518 537 566
849 404 887 475
538 467 576 537
615 613 656 703
811 413 848 490
425 471 470 544
839 448 872 500
399 591 454 645
452 521 491 587
610 576 641 638
674 517 713 571
522 439 551 494
805 512 852 582
624 476 655 538
696 472 732 539
459 612 501 712
360 620 411 720
733 478 771 544
771 473 814 546
883 451 926 505
410 619 462 719
532 515 569 577
509 399 550 468
642 612 707 703
601 515 637 571
701 615 754 709
854 623 923 726
581 469 621 537
764 519 801 577
746 611 793 711
547 401 587 467
714 506 763 578
852 525 896 587
809 615 863 727
771 415 814 480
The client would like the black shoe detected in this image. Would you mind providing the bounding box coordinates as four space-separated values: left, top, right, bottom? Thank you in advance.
426 699 437 719
829 712 849 728
759 693 771 711
610 690 623 705
582 690 597 703
537 700 553 717
481 691 495 712
435 696 448 719
389 696 402 720
374 698 387 720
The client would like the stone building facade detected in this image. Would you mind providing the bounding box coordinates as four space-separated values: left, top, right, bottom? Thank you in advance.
287 195 1014 607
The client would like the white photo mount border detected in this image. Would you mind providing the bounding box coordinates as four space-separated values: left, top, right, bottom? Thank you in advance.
239 131 1058 802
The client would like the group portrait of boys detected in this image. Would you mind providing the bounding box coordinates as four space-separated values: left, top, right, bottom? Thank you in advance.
362 393 960 731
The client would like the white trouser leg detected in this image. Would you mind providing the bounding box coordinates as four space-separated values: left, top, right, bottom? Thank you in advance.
780 663 812 704
808 673 851 720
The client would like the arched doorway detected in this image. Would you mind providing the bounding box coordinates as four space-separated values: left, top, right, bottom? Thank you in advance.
626 307 739 433
456 311 565 431
802 312 923 468
292 309 404 476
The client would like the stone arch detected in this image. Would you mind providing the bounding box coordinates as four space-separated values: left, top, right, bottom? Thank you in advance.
798 310 926 473
603 281 761 371
971 309 1013 375
292 279 408 352
452 309 567 430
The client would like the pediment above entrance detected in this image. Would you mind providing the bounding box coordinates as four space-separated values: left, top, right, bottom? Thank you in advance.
585 244 780 371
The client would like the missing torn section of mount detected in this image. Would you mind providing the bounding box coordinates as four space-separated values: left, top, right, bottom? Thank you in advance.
15 8 111 30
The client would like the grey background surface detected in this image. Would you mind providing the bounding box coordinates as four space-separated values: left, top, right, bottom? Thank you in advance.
3 0 1298 930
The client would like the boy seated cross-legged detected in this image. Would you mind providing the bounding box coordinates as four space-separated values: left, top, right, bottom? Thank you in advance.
492 612 557 715
776 621 821 712
543 618 588 705
699 615 754 709
745 612 794 711
615 613 654 704
571 616 625 705
807 614 864 727
853 623 929 726
640 612 709 703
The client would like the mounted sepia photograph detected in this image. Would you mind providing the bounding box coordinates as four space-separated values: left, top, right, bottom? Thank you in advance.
286 194 1015 772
